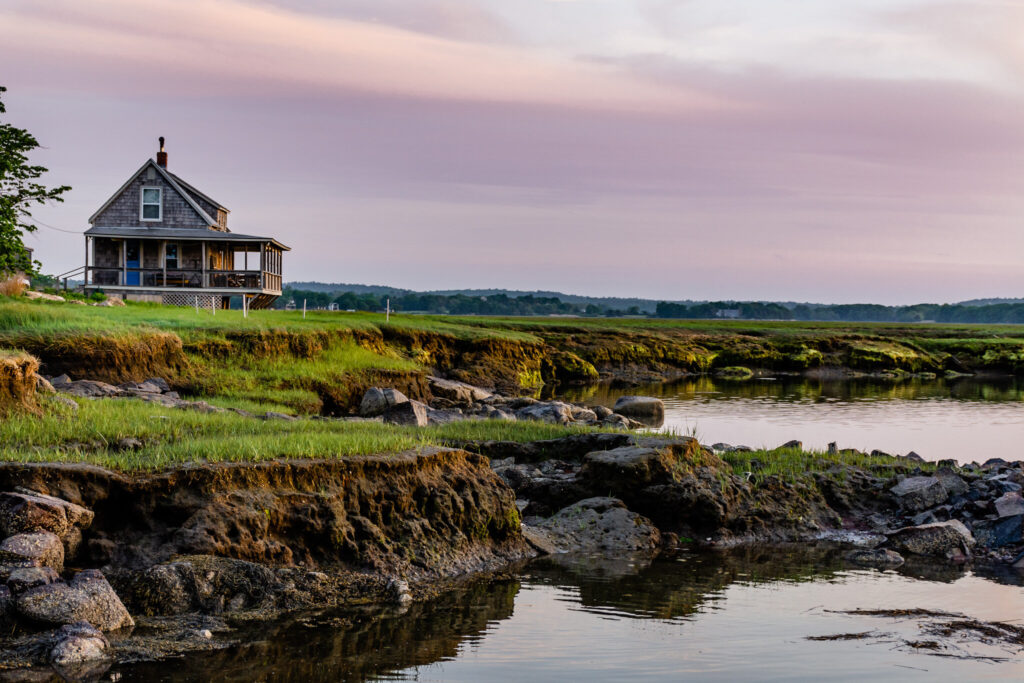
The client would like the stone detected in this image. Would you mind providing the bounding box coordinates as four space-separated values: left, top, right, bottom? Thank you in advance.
146 377 171 392
57 380 123 398
261 411 298 421
17 569 134 631
612 396 665 420
935 467 969 498
0 490 95 557
904 451 925 462
845 548 905 569
425 407 464 426
49 395 79 411
116 437 143 450
0 531 64 572
890 477 949 512
972 515 1023 549
569 405 598 423
387 578 412 605
520 525 561 555
777 440 802 451
383 400 428 427
428 377 492 403
24 290 65 302
49 621 110 667
886 520 975 559
983 457 1009 469
35 376 55 394
516 402 574 425
49 374 72 387
359 387 409 417
534 497 661 554
7 566 60 594
601 414 632 429
995 492 1024 518
592 405 613 420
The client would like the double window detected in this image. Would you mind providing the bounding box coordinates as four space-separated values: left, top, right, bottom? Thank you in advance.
141 187 162 221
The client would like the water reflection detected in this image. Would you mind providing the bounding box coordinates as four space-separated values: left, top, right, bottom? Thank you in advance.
559 377 1024 462
110 547 1024 682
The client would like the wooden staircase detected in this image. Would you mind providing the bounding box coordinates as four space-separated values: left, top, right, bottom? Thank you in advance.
247 293 279 310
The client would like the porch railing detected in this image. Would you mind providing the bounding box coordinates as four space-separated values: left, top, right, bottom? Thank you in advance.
87 267 277 290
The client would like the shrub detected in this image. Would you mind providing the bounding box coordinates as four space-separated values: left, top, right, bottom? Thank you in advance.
0 275 27 298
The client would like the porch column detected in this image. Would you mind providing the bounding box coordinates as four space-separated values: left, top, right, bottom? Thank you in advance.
161 241 166 286
83 236 89 287
121 240 126 286
201 242 207 288
139 241 144 286
259 243 265 289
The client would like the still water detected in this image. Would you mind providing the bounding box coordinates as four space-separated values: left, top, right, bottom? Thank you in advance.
113 547 1024 682
562 377 1024 463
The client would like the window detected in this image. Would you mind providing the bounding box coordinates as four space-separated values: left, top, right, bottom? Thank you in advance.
141 187 161 221
165 243 178 269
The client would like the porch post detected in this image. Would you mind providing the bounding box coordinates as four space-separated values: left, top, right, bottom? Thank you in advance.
259 243 265 289
139 241 144 286
161 241 166 286
201 242 207 288
84 236 89 287
121 240 126 286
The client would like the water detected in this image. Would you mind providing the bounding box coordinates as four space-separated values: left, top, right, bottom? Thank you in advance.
560 376 1024 463
112 547 1024 682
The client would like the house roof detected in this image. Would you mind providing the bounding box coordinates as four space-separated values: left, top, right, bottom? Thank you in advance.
87 159 220 227
169 172 229 214
85 226 290 251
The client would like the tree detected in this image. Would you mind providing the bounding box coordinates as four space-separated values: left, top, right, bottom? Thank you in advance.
0 86 70 277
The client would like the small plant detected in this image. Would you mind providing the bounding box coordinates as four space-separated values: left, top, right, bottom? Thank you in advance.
0 275 27 298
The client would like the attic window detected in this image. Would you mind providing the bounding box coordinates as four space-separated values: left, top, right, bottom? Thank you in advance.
141 187 161 221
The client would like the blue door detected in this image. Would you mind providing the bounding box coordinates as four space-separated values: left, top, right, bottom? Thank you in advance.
125 240 140 285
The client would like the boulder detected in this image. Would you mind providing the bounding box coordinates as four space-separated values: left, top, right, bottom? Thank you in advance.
935 467 969 498
35 376 55 394
612 396 665 420
425 407 464 426
994 492 1024 518
890 476 948 512
886 520 975 560
777 440 802 451
582 446 676 491
533 497 661 554
972 515 1023 549
516 402 573 425
845 548 905 569
57 380 123 398
0 490 95 557
592 405 613 420
520 526 561 555
359 387 409 417
17 569 134 631
428 377 492 404
383 400 428 427
7 566 60 594
261 411 298 421
0 531 64 572
49 621 110 667
569 405 598 423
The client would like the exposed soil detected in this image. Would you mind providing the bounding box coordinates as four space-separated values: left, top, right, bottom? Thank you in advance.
0 353 39 415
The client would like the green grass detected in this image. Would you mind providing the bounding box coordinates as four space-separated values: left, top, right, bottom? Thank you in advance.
720 447 936 484
2 396 608 470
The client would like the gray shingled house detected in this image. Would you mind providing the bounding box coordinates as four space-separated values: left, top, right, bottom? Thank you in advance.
83 139 289 309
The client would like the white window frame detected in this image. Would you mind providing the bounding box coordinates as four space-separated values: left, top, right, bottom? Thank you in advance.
140 187 162 222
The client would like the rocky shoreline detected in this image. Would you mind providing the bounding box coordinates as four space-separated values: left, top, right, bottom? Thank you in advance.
1 368 1023 678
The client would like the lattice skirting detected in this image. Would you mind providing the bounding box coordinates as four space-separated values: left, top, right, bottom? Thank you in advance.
162 293 224 309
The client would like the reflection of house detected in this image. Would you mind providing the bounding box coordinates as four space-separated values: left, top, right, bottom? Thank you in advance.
83 139 289 309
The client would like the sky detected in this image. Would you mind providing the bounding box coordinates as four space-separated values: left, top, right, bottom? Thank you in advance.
2 0 1023 304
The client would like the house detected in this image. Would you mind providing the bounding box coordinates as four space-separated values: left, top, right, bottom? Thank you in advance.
83 138 289 309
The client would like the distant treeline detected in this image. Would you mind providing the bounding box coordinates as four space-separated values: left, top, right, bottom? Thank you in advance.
656 301 1024 324
276 288 644 317
275 286 1024 323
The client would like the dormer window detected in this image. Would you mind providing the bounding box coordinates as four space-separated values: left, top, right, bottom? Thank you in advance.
141 187 162 221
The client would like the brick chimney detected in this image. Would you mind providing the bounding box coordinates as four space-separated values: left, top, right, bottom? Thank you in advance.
156 137 167 168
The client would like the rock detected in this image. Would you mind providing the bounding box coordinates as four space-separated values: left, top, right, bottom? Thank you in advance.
777 440 802 451
261 411 297 421
383 400 428 427
147 377 171 392
886 520 975 560
17 570 134 631
428 377 492 403
49 374 72 387
845 548 905 569
994 492 1024 518
935 467 969 498
711 443 733 452
57 379 123 398
425 407 464 426
0 490 95 557
592 405 613 419
520 525 561 555
359 387 409 417
890 476 949 512
387 579 412 605
0 531 64 572
582 446 676 490
49 621 110 667
34 376 55 394
569 405 598 423
116 437 143 450
983 458 1009 469
534 497 661 554
612 396 665 420
516 402 574 425
904 451 925 462
972 515 1023 549
48 395 79 411
601 414 632 429
24 290 65 302
7 566 60 594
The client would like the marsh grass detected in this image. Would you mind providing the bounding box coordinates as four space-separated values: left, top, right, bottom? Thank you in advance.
721 447 936 483
2 397 609 470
